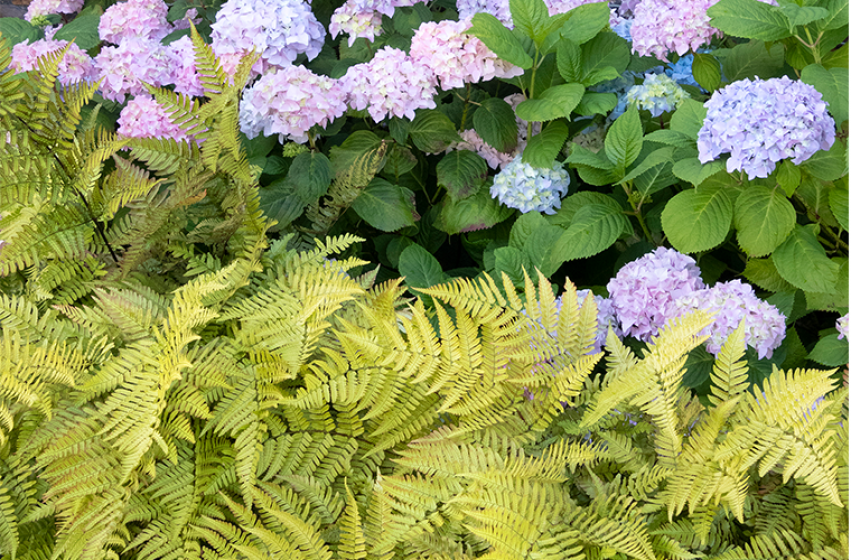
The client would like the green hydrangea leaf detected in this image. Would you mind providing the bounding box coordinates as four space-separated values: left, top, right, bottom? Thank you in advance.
772 224 841 293
351 178 416 232
662 185 733 254
734 186 796 257
436 150 488 199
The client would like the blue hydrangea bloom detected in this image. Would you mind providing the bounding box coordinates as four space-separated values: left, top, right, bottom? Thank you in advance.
490 155 570 214
626 73 689 117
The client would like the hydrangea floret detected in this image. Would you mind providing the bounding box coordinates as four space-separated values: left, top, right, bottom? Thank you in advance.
490 155 570 215
210 0 325 76
11 39 96 86
674 279 786 359
98 0 172 44
117 95 192 142
626 73 689 117
339 47 437 122
25 0 83 22
409 18 523 91
607 247 706 341
239 66 347 144
697 76 836 179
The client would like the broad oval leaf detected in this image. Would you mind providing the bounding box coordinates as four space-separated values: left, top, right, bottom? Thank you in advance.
436 150 488 199
661 186 733 254
351 178 416 232
286 151 332 204
410 110 460 153
468 13 533 69
472 97 518 152
772 224 841 293
733 186 796 257
515 83 585 122
522 120 569 168
604 106 643 173
551 203 627 263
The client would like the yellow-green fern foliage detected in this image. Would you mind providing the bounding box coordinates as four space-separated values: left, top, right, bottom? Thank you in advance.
1 257 847 560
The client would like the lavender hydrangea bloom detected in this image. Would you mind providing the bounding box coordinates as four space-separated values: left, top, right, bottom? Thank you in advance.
674 280 786 359
607 247 706 341
837 313 849 340
210 0 325 77
490 155 570 214
239 66 347 144
339 47 437 122
626 73 689 117
456 0 513 26
697 76 836 179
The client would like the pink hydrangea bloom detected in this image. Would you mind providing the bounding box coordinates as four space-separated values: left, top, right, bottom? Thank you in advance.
630 0 721 61
340 47 437 122
410 17 523 90
210 0 325 77
240 66 347 143
607 247 707 342
95 38 178 103
166 36 204 97
329 0 384 47
98 0 172 44
674 280 786 359
117 95 191 142
11 39 96 86
25 0 83 21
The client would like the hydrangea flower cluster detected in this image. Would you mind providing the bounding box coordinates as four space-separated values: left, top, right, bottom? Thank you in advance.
11 39 96 86
117 95 191 142
239 66 347 144
167 36 205 97
697 76 836 179
490 155 570 214
340 47 437 122
626 73 689 117
98 0 172 44
25 0 82 22
837 313 849 340
329 0 384 46
630 0 721 61
674 280 786 359
409 18 523 90
94 38 178 102
607 247 706 341
210 0 325 76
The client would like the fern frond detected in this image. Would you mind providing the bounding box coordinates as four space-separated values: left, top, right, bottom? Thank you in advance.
708 320 748 407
